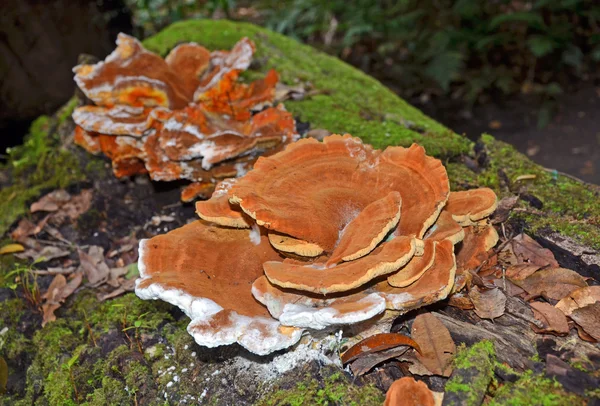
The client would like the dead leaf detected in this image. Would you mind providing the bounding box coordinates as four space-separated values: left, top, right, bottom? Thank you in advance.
397 351 435 376
0 243 25 255
469 286 506 320
30 189 71 212
515 174 537 182
514 268 587 301
572 321 597 342
15 246 71 262
50 189 93 224
448 293 474 310
98 278 136 301
41 272 83 326
348 346 411 376
555 286 600 316
341 333 421 365
490 195 518 224
274 82 307 102
510 233 559 268
33 267 76 275
78 246 110 287
0 357 7 395
385 377 435 406
569 303 600 341
10 218 37 242
411 313 456 377
505 264 541 281
529 301 569 336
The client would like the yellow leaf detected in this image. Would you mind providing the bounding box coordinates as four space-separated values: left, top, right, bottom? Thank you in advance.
0 243 25 255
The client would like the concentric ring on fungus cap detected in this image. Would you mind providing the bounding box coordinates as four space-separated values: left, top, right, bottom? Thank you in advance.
229 134 449 252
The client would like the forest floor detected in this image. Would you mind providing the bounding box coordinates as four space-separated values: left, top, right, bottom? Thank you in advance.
415 81 600 186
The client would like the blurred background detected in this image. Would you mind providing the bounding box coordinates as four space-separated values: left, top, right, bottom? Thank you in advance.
2 0 599 183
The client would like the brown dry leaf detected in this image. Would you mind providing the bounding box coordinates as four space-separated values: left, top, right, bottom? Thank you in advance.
30 190 71 212
348 346 411 376
448 293 474 310
41 272 83 326
15 246 71 262
78 246 110 287
555 286 600 316
569 303 600 341
341 333 421 365
397 351 435 376
490 195 518 224
510 233 559 268
10 219 37 242
0 244 25 255
384 377 435 406
469 286 506 320
514 268 587 301
411 313 456 377
50 189 93 224
529 301 569 335
505 264 541 281
98 278 136 302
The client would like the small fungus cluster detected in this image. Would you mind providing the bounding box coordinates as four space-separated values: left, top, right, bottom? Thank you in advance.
72 34 297 201
135 134 498 355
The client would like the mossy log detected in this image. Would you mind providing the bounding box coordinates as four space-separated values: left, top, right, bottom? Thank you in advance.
1 20 599 405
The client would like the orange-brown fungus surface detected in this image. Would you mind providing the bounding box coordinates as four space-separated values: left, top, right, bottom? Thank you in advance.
73 34 294 201
133 130 499 353
445 188 498 225
230 134 449 251
263 236 416 294
376 239 456 311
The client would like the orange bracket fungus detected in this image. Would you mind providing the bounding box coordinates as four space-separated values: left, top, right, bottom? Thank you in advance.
72 34 298 201
135 134 499 355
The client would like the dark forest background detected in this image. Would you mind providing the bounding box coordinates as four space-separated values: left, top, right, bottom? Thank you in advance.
2 0 599 182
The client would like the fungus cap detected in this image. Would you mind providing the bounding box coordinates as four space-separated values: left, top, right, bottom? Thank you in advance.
135 220 303 355
252 276 386 329
445 188 498 226
376 239 456 311
264 236 416 294
230 134 449 251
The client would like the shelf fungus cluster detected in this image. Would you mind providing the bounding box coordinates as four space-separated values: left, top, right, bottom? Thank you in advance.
135 134 499 355
72 33 298 201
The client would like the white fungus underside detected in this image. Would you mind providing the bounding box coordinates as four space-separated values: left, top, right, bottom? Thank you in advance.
135 238 303 355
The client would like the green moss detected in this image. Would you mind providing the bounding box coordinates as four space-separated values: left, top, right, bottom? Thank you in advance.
72 291 173 335
0 103 85 236
444 376 470 394
447 134 600 250
256 370 384 406
453 340 496 370
143 19 471 157
444 341 496 406
490 371 584 406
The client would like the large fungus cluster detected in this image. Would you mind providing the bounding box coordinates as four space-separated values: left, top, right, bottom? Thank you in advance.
135 134 498 355
72 34 297 201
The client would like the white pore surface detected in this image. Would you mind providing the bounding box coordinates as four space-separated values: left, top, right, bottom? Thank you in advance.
278 293 386 330
135 238 303 356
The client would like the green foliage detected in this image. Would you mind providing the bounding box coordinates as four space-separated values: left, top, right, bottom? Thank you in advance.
129 0 600 110
260 0 599 106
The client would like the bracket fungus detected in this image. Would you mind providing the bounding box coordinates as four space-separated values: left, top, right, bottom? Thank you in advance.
72 34 298 201
135 134 499 355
